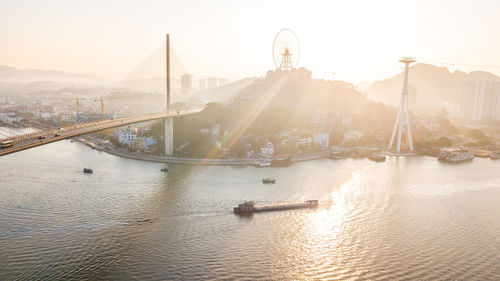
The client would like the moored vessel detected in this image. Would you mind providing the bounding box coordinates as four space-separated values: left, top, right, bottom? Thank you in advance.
271 155 291 167
256 161 271 167
438 148 474 163
368 154 386 162
489 152 500 159
329 150 354 159
234 200 318 214
262 178 276 184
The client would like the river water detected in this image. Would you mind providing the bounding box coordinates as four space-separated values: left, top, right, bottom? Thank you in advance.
1 140 499 280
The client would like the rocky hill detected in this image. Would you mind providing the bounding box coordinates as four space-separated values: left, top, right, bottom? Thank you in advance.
366 63 500 108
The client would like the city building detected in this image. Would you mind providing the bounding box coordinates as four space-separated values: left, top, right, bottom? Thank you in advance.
181 74 192 95
260 142 275 158
198 79 206 90
131 136 156 151
313 132 330 150
0 113 23 122
296 138 312 150
462 80 500 121
413 123 429 143
246 150 255 159
265 67 312 81
207 77 218 88
75 113 113 123
341 116 352 128
114 127 138 146
218 77 228 86
132 136 147 151
144 137 156 147
343 130 363 145
210 124 220 139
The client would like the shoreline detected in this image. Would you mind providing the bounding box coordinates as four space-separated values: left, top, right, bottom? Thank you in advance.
75 138 330 166
71 138 499 166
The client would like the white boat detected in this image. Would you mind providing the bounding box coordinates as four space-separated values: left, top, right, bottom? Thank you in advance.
438 148 474 163
256 161 271 167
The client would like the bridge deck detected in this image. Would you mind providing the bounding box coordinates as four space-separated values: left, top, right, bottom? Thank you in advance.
0 109 202 157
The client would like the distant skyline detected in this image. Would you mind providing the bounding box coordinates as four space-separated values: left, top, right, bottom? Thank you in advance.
2 0 500 83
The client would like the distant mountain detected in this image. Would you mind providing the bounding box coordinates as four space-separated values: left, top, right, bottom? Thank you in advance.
0 65 109 84
366 63 500 107
0 81 100 96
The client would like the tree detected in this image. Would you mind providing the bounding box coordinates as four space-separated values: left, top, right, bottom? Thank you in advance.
229 140 246 158
434 136 452 147
466 129 486 139
445 125 459 135
438 107 449 118
415 141 433 150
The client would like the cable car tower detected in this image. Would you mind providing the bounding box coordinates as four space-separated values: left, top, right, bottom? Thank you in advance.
388 57 415 153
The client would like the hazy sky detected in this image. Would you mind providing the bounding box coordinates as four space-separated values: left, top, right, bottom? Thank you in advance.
1 0 500 83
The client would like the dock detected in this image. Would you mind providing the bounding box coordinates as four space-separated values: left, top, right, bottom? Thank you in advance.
233 200 318 214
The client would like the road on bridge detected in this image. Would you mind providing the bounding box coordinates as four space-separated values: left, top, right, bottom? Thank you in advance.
0 109 202 157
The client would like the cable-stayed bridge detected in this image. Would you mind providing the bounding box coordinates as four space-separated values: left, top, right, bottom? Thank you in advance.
0 109 201 156
0 34 201 157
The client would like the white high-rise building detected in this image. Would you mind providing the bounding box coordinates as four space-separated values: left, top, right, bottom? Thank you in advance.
198 79 206 89
207 77 217 88
462 80 500 121
181 74 192 95
218 77 228 86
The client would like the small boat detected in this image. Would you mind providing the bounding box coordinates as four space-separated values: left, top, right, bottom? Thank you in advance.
83 168 93 174
160 167 169 172
262 178 276 184
368 154 386 162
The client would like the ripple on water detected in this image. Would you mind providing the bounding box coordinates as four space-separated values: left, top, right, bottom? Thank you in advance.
1 142 500 280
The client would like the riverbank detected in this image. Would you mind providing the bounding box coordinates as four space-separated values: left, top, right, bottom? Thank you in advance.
75 137 330 166
3 141 500 280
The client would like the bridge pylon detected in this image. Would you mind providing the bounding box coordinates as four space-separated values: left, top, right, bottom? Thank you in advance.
164 33 174 156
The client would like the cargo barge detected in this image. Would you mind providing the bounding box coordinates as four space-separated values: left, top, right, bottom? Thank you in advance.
234 200 318 214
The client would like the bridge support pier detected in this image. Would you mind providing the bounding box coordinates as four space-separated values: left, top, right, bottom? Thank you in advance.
164 33 173 156
164 118 173 156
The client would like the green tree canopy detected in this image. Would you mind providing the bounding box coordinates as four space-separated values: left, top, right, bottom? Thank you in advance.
466 129 486 139
434 136 452 147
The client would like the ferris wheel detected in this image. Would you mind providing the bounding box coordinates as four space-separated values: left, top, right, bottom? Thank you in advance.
272 28 300 71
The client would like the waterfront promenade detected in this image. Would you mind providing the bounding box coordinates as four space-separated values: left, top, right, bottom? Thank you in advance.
78 138 330 166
